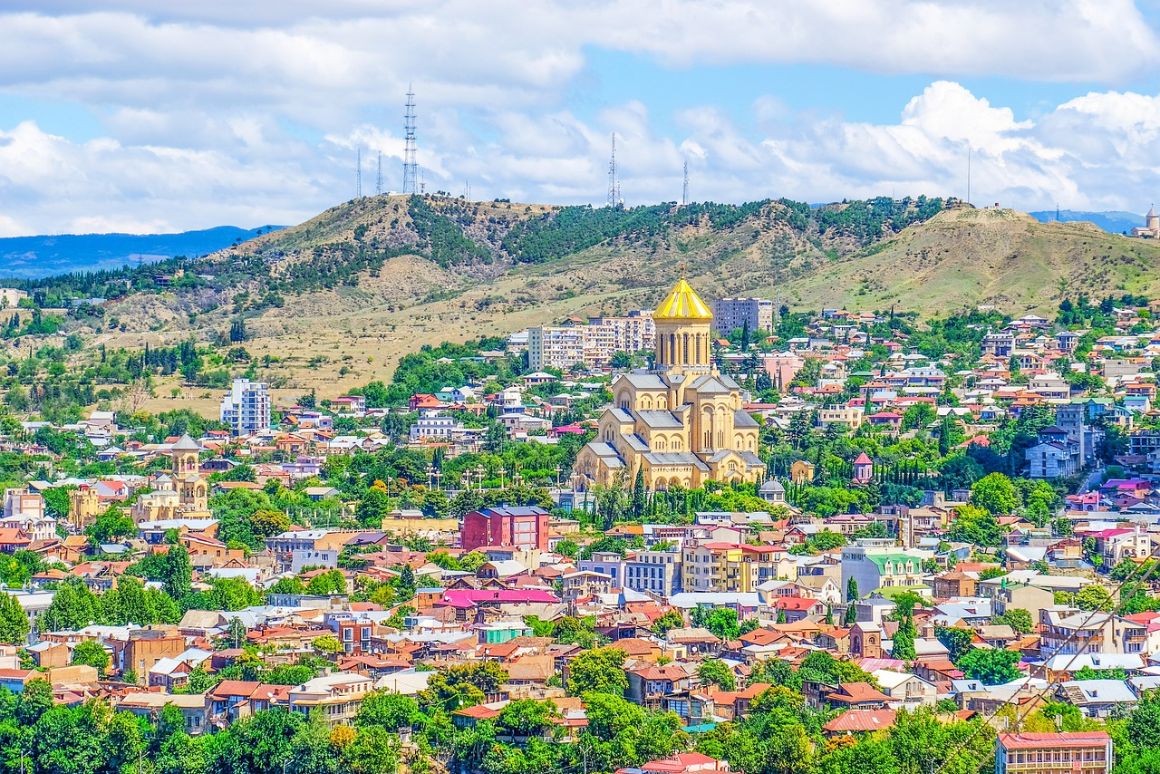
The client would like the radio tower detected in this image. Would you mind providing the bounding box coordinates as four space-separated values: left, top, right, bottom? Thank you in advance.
682 158 689 206
607 132 619 208
375 151 383 195
403 85 418 195
355 148 362 198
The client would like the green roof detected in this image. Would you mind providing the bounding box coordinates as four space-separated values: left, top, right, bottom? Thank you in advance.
865 553 920 572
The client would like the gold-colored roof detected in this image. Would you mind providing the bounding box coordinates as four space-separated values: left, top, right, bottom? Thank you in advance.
653 279 713 321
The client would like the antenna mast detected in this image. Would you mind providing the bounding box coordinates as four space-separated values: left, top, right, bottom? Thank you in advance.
376 151 383 195
356 148 362 198
403 84 418 195
966 146 971 206
682 158 689 206
607 132 619 208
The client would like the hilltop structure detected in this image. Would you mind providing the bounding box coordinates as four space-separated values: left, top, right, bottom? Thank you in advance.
1131 206 1160 238
573 278 765 490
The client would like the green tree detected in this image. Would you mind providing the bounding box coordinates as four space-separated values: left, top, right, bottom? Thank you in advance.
342 725 400 774
356 488 390 527
969 472 1020 515
691 607 741 640
957 648 1021 685
1128 688 1160 751
0 592 29 644
935 626 976 663
698 659 735 691
993 608 1033 634
40 577 99 631
356 691 421 731
652 609 684 636
566 647 628 696
162 544 193 600
86 506 136 544
892 618 916 661
1075 584 1114 612
71 639 111 676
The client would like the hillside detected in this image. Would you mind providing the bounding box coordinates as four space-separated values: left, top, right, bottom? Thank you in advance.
0 225 283 279
38 194 1160 400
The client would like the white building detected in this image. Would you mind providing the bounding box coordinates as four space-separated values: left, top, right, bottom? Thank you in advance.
527 311 655 371
711 298 774 335
219 379 271 437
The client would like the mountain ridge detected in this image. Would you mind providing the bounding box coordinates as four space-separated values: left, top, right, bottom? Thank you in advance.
0 225 284 279
23 194 1160 400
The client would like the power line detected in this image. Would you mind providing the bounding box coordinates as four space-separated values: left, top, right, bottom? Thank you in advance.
355 148 362 199
403 84 418 195
935 546 1160 774
376 151 383 196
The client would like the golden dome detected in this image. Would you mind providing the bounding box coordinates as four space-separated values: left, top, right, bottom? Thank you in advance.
653 278 713 321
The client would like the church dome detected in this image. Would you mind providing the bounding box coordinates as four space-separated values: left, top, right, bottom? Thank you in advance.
654 278 713 321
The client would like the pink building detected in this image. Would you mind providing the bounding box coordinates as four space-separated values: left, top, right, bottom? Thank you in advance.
852 452 874 484
461 506 550 551
763 353 805 391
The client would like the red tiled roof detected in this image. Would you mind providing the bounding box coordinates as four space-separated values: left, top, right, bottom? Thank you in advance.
998 732 1110 750
824 708 896 733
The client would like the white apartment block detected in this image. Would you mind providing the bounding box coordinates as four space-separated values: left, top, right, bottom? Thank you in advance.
220 378 272 437
711 298 774 335
528 311 654 370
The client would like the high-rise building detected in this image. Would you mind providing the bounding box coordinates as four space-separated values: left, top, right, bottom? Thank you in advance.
526 311 655 371
219 379 271 437
711 298 774 335
527 326 586 371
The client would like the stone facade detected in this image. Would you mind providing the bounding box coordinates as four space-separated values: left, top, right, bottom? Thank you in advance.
573 279 765 491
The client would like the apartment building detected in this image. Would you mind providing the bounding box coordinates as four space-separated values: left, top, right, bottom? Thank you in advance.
840 539 930 597
711 298 774 335
682 542 778 593
288 673 375 726
995 732 1112 774
527 311 655 371
1039 610 1146 655
219 378 271 437
528 326 586 371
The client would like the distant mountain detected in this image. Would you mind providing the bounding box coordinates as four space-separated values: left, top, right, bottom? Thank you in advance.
0 225 283 279
1029 209 1143 235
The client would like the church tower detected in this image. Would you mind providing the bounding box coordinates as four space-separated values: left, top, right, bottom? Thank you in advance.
170 434 208 513
653 278 714 373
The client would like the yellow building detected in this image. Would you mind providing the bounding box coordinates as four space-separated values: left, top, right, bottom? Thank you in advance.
68 487 103 530
573 278 765 490
132 435 211 523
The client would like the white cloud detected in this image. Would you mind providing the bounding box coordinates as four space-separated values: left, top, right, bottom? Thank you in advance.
1 2 1160 233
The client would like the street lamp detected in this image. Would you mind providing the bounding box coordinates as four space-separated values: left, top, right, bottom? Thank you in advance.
476 465 486 491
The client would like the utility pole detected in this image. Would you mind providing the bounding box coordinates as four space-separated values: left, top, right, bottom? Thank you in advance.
682 158 688 206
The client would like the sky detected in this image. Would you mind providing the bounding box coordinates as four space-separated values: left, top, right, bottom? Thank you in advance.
2 0 1160 236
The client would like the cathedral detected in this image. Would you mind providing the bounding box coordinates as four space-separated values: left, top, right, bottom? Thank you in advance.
573 278 766 491
131 434 211 522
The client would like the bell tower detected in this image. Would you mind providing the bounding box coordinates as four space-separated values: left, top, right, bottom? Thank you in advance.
653 278 714 372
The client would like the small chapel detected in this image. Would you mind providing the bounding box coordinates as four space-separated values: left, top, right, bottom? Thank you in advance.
573 278 766 490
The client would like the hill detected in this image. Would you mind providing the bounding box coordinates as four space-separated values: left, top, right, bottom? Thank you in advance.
1029 209 1142 235
0 225 283 279
31 194 1160 400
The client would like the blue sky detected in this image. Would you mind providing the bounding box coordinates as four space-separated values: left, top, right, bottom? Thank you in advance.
0 1 1159 235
